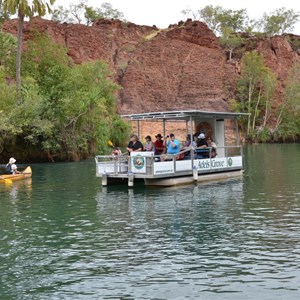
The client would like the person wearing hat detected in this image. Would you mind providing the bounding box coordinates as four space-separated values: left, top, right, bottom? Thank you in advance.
196 133 209 158
5 157 20 175
154 133 165 155
196 133 208 148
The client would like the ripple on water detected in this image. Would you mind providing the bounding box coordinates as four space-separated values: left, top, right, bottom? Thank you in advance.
1 147 300 299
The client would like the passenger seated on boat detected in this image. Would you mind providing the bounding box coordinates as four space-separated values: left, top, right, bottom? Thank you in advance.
183 135 193 159
160 133 180 161
154 134 165 156
5 157 20 175
144 135 155 152
196 133 209 158
126 134 143 154
192 134 198 148
184 135 191 147
111 147 122 156
207 137 217 158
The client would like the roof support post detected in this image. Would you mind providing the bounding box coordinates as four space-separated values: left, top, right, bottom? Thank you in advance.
137 120 140 139
190 116 195 170
235 119 239 146
163 119 166 138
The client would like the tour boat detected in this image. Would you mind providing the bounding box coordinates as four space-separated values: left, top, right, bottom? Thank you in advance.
95 110 248 187
0 166 32 183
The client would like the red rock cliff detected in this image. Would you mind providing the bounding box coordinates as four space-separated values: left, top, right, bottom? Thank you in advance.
3 17 300 115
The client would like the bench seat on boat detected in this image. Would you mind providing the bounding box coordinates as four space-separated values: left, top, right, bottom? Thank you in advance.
185 148 210 160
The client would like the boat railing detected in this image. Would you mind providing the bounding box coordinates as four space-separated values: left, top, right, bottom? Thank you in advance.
95 154 129 175
95 145 243 176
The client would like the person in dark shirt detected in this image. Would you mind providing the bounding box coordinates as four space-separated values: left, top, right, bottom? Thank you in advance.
126 134 143 154
196 133 209 158
196 133 208 148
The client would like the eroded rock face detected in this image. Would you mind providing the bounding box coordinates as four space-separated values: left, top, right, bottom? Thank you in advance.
257 36 299 86
3 18 300 116
119 33 228 114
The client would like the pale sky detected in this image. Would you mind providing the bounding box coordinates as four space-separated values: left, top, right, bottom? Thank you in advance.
56 0 300 34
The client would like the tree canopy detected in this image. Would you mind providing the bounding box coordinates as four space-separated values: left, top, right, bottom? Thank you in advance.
0 32 130 161
51 1 124 25
182 5 251 35
274 63 300 141
0 0 10 22
256 8 300 36
181 5 300 36
2 0 55 100
231 51 277 141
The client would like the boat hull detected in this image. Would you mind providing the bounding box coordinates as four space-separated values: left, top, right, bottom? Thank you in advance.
144 170 243 186
0 166 32 182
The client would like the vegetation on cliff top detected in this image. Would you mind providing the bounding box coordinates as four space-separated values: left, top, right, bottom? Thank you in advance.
182 5 300 36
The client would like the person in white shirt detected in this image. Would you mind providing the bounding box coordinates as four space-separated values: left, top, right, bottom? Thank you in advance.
5 157 20 174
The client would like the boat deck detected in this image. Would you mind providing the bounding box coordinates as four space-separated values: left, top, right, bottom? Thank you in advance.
95 146 243 187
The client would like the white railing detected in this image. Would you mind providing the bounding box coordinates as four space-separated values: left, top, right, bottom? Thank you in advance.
95 145 243 176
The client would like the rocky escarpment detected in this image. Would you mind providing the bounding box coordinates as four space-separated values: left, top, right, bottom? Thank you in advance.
3 17 300 115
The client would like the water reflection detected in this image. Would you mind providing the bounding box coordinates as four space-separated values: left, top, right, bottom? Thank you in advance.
0 178 33 201
93 177 300 299
1 146 300 299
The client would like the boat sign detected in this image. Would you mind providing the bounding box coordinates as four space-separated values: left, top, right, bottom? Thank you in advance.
131 152 154 174
196 157 242 170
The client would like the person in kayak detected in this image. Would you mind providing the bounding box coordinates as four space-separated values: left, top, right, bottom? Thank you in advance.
5 158 20 175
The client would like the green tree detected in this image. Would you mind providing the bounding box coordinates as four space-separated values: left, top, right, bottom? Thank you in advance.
217 8 249 32
1 32 130 160
180 6 200 20
219 27 243 61
85 2 125 25
182 5 250 35
261 71 277 128
51 5 71 23
69 0 86 24
235 51 276 138
3 0 55 100
274 63 300 139
256 7 300 36
0 0 10 22
198 5 223 34
98 2 124 19
21 33 129 159
51 1 124 25
0 31 16 68
52 0 86 24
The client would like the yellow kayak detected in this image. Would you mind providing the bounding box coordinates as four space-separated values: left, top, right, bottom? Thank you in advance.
0 166 32 183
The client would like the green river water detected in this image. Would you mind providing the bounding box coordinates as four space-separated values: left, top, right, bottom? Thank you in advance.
1 144 300 299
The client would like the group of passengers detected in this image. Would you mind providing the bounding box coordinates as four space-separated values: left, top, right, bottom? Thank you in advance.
114 132 217 159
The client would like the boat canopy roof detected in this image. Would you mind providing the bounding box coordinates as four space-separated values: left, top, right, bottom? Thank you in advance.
122 110 248 121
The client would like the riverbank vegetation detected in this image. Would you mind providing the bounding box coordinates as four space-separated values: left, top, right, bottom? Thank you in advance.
0 32 130 161
230 51 300 143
